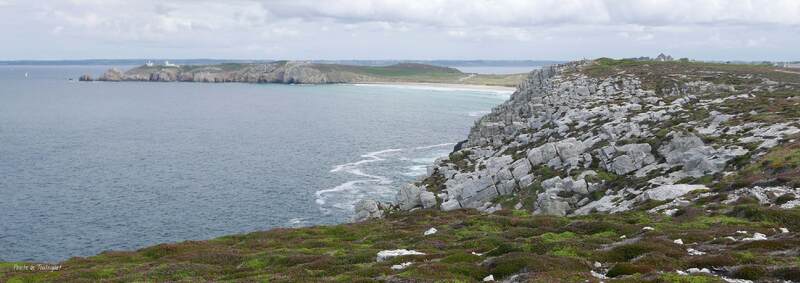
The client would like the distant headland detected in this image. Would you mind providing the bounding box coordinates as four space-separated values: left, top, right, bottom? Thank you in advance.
78 61 532 87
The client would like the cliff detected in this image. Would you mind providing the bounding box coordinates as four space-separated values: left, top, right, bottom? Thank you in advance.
92 61 526 87
385 59 800 218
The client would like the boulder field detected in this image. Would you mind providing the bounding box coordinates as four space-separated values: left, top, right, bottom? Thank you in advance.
358 59 800 220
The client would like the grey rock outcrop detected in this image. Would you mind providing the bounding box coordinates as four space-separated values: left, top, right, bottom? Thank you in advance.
419 191 437 209
99 68 123 81
396 184 422 211
353 199 385 222
724 186 800 209
658 134 747 177
605 143 656 175
535 195 571 216
381 59 799 218
634 184 707 202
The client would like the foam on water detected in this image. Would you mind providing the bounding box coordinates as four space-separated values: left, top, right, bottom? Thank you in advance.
287 217 311 227
318 143 455 215
468 110 491 117
401 165 429 177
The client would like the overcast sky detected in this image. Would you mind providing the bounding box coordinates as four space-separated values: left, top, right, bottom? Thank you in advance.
1 0 798 61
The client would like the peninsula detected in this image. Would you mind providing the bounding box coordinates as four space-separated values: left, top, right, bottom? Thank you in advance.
83 61 527 88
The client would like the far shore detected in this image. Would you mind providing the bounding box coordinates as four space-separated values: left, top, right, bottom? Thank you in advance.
353 81 517 94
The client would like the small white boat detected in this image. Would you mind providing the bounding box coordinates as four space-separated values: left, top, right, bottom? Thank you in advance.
24 72 29 78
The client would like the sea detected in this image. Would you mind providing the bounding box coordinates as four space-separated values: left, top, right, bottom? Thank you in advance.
0 65 538 262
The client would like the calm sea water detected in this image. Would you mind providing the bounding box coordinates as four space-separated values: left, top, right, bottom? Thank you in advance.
0 65 509 262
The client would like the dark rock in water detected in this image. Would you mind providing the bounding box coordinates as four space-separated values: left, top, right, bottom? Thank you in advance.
78 74 93 81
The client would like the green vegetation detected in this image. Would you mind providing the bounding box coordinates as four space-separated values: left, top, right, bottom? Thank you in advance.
322 63 527 86
446 150 474 173
580 58 800 95
724 137 800 188
3 204 799 282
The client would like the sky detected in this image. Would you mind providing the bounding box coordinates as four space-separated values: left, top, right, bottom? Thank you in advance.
0 0 798 61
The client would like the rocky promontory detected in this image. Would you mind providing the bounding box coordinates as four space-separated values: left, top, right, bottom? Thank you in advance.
377 58 800 219
87 61 525 87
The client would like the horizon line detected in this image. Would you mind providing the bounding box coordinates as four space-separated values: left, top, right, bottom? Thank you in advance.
1 57 797 63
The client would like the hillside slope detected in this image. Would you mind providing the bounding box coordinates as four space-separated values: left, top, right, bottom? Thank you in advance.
2 205 800 282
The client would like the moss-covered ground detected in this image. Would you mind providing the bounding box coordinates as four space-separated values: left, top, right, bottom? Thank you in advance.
2 203 799 282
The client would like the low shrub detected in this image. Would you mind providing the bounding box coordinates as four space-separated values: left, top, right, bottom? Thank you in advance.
773 266 800 281
731 265 767 280
606 263 654 277
684 254 736 269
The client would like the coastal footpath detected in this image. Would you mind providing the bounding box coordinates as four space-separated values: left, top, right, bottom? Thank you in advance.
4 59 800 282
81 61 525 87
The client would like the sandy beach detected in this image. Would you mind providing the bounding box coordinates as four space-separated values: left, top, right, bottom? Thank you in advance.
353 82 517 94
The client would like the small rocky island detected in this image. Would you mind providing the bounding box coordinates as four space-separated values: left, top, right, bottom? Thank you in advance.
81 61 525 87
5 58 800 282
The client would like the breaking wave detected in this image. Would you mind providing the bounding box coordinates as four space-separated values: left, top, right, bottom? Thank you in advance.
316 143 455 215
468 110 491 117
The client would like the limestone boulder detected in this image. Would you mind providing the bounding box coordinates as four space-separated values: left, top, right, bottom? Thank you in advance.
535 195 571 216
353 199 384 222
441 199 462 211
635 184 708 203
556 138 586 164
527 143 559 166
510 158 532 180
659 134 746 177
419 191 437 209
608 143 655 175
396 184 422 210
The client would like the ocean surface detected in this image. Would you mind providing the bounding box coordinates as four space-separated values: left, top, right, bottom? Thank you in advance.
0 65 509 262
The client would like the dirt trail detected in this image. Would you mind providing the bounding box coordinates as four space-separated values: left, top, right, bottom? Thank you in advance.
775 68 800 75
458 73 476 81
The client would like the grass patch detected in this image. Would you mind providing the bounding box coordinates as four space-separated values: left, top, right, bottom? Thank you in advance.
3 204 798 282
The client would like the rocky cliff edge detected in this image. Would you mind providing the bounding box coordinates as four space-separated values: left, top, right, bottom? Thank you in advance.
358 58 800 220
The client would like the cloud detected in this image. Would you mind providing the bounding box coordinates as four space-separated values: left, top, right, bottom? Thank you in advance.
0 0 798 60
23 0 800 41
264 0 800 27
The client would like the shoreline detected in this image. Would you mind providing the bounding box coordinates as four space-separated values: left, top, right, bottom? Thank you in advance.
76 78 520 94
352 81 517 94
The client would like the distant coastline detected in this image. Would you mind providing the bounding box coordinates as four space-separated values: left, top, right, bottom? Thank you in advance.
0 59 561 67
80 61 534 87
